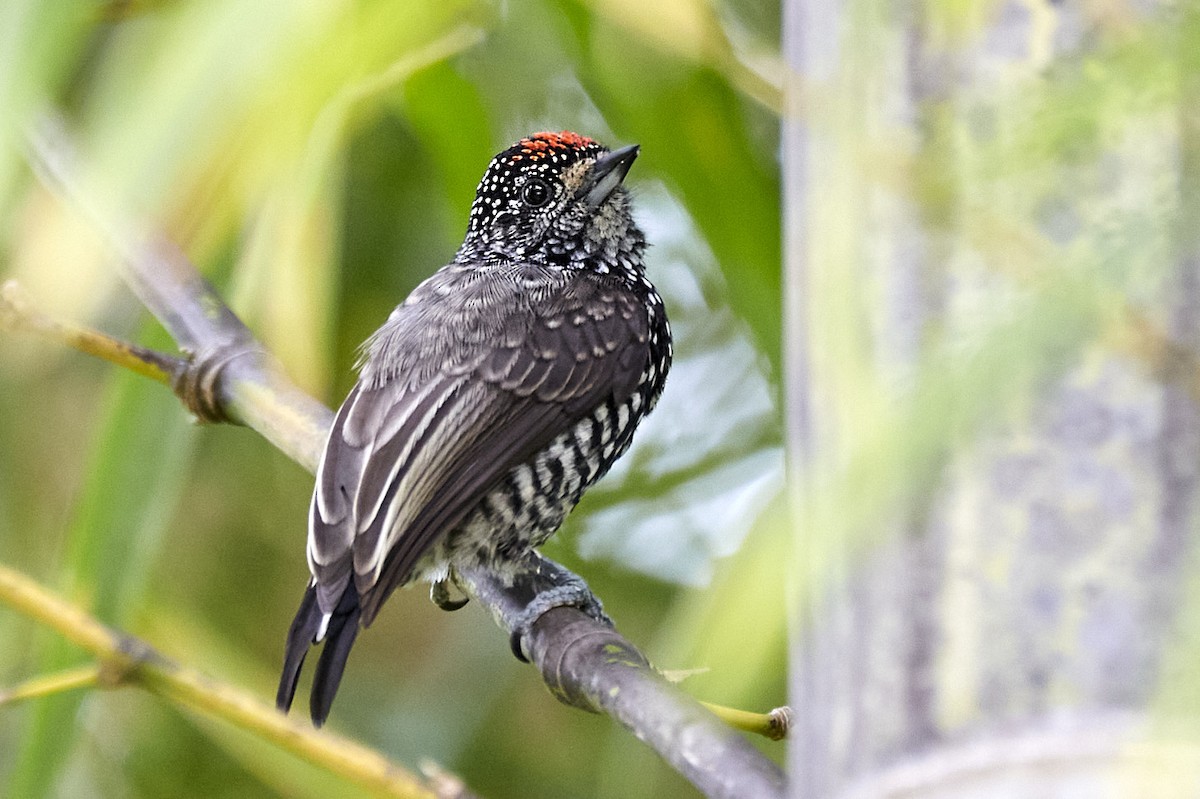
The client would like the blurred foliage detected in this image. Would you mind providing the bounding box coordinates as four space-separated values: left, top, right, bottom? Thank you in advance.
790 0 1190 587
0 0 783 797
781 0 1200 786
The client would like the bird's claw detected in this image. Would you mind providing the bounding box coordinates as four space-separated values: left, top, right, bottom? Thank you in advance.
508 579 612 662
430 575 470 611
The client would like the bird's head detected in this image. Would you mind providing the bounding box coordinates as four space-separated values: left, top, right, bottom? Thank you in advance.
457 132 644 271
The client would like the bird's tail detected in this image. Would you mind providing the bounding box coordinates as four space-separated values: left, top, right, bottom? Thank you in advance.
276 580 362 727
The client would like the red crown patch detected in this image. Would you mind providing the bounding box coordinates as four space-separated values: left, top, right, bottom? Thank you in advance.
511 131 596 162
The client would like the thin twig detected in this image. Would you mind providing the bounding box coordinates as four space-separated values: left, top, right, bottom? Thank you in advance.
1 280 184 385
702 702 793 741
0 562 443 799
0 665 101 707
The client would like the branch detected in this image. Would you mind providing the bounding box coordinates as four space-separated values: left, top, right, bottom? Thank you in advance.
0 665 101 707
0 562 452 799
459 562 788 795
15 117 789 799
1 280 184 385
27 114 333 470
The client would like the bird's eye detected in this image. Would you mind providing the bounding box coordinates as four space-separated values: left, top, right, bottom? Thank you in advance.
521 178 551 208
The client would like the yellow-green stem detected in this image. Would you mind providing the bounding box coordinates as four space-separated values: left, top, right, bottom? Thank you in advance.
701 701 792 741
0 665 101 706
0 562 437 799
1 280 181 385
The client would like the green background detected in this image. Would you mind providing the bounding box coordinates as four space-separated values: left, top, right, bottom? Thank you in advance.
0 1 785 797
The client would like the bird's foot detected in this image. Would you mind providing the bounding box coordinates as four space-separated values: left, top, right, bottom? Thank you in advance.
430 572 470 611
508 567 611 662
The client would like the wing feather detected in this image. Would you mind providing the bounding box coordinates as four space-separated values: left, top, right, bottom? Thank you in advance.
360 398 565 623
536 349 577 400
307 263 651 620
498 350 539 392
353 376 465 537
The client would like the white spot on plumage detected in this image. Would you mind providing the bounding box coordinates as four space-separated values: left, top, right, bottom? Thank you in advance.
536 456 555 488
572 418 591 453
316 613 331 642
515 465 536 503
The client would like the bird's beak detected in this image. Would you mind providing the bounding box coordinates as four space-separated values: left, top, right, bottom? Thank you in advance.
582 144 639 208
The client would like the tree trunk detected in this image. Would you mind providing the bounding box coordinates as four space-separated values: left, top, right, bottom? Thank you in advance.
784 0 1200 794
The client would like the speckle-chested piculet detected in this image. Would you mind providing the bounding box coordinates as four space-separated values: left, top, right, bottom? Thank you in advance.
276 132 672 726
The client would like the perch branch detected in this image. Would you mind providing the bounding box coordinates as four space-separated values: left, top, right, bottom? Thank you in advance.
14 115 788 799
459 561 787 797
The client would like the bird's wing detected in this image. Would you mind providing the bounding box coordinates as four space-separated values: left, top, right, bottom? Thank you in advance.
306 264 650 623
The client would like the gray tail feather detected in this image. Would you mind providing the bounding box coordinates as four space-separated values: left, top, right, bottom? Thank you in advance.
276 581 362 727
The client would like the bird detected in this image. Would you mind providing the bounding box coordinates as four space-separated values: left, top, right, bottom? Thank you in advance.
275 131 673 726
